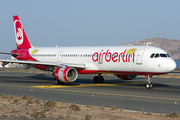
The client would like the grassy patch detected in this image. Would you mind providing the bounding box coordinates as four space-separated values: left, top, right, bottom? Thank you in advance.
69 104 80 111
13 99 19 104
101 106 105 110
32 111 46 119
44 100 57 109
0 94 8 99
111 106 117 110
27 97 34 104
85 114 92 120
169 111 179 118
22 96 29 100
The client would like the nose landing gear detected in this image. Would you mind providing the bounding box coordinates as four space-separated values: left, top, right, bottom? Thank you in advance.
145 75 153 89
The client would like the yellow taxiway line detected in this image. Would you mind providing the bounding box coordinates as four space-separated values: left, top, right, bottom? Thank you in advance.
0 83 180 101
30 82 145 88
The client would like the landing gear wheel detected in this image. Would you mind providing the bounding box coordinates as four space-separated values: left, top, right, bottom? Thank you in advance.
146 84 153 89
145 75 153 89
150 84 153 88
99 76 104 83
54 78 65 85
93 76 99 83
146 84 150 89
93 75 104 84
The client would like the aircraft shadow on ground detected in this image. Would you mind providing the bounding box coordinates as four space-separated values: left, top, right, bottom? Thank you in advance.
25 74 53 81
0 74 53 84
75 78 170 88
0 75 171 87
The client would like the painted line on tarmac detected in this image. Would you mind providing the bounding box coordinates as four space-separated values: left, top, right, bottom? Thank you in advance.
0 83 180 101
47 87 180 101
0 74 25 76
0 84 30 88
30 82 145 88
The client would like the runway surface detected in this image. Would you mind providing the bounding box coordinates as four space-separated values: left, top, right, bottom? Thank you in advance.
0 72 180 114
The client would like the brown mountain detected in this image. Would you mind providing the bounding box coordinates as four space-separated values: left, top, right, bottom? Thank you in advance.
119 37 180 60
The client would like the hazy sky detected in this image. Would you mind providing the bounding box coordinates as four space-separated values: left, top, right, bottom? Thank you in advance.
0 0 180 57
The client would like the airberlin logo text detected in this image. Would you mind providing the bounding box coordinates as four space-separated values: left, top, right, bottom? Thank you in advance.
14 20 23 45
92 48 137 63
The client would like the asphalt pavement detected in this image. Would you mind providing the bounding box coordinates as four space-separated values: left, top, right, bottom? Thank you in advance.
0 72 179 114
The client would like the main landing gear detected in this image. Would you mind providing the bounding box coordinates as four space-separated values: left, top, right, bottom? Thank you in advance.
93 74 104 83
54 78 65 85
145 75 153 89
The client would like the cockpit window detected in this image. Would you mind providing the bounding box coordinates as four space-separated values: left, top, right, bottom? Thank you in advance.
150 53 155 58
151 53 170 58
155 54 159 58
160 54 167 57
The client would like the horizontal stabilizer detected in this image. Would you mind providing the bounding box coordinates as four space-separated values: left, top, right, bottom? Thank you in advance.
0 52 19 55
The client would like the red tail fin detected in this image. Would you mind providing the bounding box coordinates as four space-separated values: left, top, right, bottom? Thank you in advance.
13 16 31 49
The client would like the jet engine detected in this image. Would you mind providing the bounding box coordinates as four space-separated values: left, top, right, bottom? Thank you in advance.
116 74 137 80
54 67 78 83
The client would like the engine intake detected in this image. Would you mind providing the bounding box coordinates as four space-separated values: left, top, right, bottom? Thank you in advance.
54 67 78 83
117 74 137 80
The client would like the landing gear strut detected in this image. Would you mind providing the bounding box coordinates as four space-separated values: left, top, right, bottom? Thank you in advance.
93 74 104 83
145 75 153 89
54 78 65 85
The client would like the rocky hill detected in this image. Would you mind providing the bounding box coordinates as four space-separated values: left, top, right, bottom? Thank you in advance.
119 37 180 60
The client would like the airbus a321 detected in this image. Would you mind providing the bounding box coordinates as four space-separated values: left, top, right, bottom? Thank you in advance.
0 16 176 89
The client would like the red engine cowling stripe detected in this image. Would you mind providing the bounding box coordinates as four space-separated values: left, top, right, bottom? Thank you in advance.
55 67 61 80
63 67 71 83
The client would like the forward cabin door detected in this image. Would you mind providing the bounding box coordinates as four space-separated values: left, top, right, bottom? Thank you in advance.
136 49 145 65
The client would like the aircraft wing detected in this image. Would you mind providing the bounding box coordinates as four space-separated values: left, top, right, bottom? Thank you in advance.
0 59 86 69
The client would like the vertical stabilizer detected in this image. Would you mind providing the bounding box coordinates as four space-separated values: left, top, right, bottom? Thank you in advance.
13 16 31 49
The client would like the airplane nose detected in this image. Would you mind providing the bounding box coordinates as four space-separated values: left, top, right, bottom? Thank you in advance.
167 59 176 72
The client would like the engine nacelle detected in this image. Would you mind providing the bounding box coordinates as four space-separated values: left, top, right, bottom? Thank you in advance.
117 74 137 80
54 67 78 83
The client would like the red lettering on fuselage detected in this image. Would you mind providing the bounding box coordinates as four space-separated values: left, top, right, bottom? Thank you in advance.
92 49 135 63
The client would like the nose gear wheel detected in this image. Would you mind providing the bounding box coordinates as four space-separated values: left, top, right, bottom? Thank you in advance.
145 75 153 89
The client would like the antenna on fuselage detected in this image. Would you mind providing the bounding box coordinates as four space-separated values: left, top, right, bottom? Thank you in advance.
55 44 57 47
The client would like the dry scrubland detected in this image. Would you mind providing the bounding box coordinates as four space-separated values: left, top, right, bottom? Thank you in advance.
0 94 179 120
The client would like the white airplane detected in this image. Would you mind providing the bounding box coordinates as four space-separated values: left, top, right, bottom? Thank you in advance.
0 16 176 89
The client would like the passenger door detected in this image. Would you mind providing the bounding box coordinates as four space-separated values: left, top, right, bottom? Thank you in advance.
136 49 145 65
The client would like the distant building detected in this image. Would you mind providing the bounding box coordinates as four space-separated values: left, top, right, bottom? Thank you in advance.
0 57 24 68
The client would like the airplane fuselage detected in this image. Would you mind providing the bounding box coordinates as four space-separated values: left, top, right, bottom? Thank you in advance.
11 45 176 75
